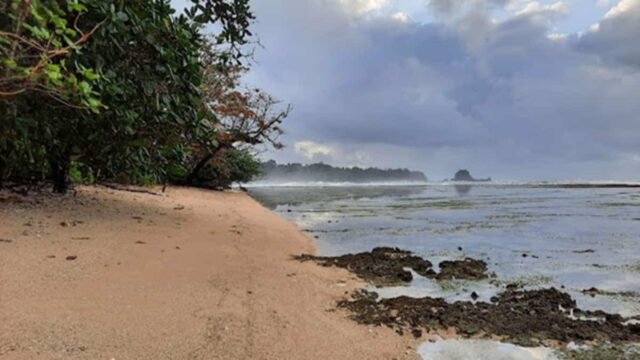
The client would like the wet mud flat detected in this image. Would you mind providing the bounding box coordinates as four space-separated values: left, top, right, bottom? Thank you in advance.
296 248 640 348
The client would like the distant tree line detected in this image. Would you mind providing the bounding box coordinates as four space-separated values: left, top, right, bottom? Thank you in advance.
0 0 288 193
258 161 428 183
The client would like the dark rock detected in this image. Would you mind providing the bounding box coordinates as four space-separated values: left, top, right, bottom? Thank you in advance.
454 170 474 181
573 249 596 254
294 247 435 286
338 288 639 346
66 255 77 261
296 248 489 284
452 169 491 182
471 292 479 300
437 258 488 280
582 287 600 297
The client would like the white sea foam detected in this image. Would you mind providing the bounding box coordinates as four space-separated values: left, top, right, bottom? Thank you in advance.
418 340 559 360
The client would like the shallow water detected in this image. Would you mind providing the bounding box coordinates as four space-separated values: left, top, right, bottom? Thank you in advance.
417 339 559 360
249 184 640 358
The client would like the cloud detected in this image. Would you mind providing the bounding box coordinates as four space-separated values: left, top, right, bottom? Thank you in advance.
242 0 640 180
604 0 640 18
514 1 568 16
338 0 388 14
428 0 522 16
576 0 640 69
294 141 334 160
391 12 411 22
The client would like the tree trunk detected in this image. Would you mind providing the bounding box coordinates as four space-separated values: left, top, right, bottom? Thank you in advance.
186 146 224 184
186 153 215 185
50 157 70 194
0 158 5 189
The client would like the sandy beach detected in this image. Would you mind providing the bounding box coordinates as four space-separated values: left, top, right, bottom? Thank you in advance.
0 186 418 360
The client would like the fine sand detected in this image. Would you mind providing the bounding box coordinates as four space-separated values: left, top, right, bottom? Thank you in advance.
0 186 419 360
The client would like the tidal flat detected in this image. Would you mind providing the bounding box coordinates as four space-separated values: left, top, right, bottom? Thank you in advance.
250 184 640 358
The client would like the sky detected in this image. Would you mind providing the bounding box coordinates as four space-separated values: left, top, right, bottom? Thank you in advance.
172 0 640 181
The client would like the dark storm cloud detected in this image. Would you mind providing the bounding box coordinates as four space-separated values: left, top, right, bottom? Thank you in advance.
239 0 640 180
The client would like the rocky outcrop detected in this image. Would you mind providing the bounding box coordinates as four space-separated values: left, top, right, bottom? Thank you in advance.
453 169 491 182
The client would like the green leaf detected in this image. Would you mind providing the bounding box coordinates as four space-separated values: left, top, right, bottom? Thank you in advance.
78 81 92 94
116 12 129 22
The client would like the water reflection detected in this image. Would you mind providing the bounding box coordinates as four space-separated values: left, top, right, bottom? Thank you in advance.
454 185 473 196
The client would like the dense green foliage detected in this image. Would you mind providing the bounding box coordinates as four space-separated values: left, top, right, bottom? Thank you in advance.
0 0 103 108
196 148 261 188
0 0 276 193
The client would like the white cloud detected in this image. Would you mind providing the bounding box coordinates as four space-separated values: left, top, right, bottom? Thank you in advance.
338 0 388 14
604 0 640 18
391 12 410 22
547 32 567 40
577 0 640 68
294 141 334 159
514 1 568 16
504 0 529 10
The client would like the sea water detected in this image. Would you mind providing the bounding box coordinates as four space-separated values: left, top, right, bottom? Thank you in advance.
248 183 640 358
417 339 559 360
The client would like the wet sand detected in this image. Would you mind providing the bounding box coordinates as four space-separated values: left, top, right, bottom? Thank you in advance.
0 186 418 360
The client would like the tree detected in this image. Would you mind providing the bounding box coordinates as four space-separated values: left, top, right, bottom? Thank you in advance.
0 0 105 192
186 40 291 186
0 0 256 193
0 0 103 108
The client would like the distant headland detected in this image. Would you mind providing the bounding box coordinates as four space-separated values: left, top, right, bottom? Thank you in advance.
256 161 427 183
452 169 491 182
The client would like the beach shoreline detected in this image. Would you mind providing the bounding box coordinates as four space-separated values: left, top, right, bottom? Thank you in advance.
0 186 419 360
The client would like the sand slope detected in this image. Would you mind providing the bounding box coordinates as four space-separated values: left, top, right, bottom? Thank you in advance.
0 186 417 360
